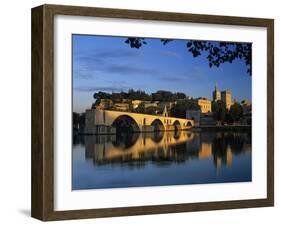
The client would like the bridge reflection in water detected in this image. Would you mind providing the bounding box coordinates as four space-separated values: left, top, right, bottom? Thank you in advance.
73 131 252 190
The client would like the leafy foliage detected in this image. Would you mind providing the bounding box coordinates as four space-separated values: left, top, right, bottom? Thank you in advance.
212 100 227 122
229 102 243 122
93 89 186 104
93 89 151 102
151 90 186 102
212 101 244 124
135 104 161 115
170 99 200 118
72 112 85 133
124 37 147 48
93 91 111 100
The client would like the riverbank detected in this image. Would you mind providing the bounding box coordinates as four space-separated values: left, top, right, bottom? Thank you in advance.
190 125 251 132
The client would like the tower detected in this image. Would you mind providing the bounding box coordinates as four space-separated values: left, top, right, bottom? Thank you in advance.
162 105 169 117
221 90 232 110
212 83 221 102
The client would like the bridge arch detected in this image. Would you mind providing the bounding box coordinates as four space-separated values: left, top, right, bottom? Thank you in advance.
173 120 181 131
112 115 140 133
151 119 165 131
151 131 164 143
112 132 140 149
186 121 192 127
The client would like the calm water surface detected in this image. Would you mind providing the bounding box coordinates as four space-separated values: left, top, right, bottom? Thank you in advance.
72 131 251 190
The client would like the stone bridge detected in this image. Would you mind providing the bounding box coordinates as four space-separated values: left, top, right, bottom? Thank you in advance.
84 109 194 134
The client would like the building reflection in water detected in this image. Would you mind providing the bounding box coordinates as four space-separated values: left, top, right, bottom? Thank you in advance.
84 131 251 169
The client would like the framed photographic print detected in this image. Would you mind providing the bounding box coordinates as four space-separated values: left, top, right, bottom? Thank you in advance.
31 4 274 221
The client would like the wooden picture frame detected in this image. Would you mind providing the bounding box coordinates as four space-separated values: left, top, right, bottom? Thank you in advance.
31 4 274 221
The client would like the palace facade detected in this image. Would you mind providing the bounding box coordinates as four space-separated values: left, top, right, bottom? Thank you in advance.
212 84 233 110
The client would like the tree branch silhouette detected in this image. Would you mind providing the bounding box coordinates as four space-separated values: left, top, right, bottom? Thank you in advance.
125 38 252 75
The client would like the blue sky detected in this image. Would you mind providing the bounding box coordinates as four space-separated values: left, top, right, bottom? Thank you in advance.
73 35 252 113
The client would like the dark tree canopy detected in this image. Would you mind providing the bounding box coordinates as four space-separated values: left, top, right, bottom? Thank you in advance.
93 89 186 103
72 112 85 133
135 104 161 115
73 112 80 128
93 89 151 102
229 102 243 122
125 38 252 75
151 90 185 102
212 101 243 124
170 99 200 118
93 91 111 100
211 100 227 122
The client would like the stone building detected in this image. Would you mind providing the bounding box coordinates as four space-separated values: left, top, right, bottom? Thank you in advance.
131 100 143 109
221 90 232 110
96 99 113 110
112 103 130 111
144 101 159 109
186 110 200 126
197 97 212 113
212 84 233 110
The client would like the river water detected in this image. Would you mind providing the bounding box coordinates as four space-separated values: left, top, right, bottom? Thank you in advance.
72 131 251 190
